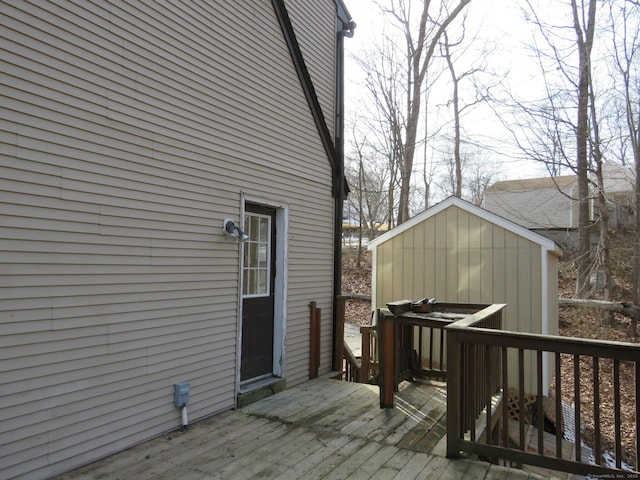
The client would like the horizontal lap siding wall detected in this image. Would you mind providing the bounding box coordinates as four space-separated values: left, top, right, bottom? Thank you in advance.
484 187 575 229
285 0 337 140
283 0 337 380
0 1 335 479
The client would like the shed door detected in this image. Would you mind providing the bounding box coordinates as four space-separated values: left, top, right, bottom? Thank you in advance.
240 204 276 382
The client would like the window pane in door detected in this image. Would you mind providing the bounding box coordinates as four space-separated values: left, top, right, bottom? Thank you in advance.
243 212 271 297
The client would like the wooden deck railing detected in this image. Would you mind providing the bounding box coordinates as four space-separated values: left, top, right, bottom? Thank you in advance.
445 304 505 436
377 300 640 476
359 325 378 382
336 294 378 383
446 320 640 477
341 326 378 383
377 302 502 408
342 339 361 382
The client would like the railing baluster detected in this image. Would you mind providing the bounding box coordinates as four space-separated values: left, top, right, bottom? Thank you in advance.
361 326 371 383
518 348 525 451
440 328 445 377
593 356 601 465
537 350 544 456
479 343 484 422
614 359 622 469
502 345 509 451
428 325 433 371
574 353 581 462
485 344 492 446
418 325 424 371
636 360 640 472
556 352 562 459
470 344 476 441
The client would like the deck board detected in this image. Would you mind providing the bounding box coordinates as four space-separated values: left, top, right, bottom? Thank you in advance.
53 377 556 480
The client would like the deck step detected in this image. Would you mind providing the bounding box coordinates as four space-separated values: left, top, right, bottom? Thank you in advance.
506 419 587 479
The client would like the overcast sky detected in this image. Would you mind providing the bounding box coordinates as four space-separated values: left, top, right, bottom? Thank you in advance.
342 0 560 182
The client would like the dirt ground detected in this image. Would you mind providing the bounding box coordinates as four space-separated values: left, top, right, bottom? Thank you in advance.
341 232 638 468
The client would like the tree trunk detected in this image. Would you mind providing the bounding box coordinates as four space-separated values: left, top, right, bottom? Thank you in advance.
443 32 463 197
634 97 640 336
572 0 597 297
396 0 471 225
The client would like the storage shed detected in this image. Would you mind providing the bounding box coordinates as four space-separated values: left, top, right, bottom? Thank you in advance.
368 196 563 393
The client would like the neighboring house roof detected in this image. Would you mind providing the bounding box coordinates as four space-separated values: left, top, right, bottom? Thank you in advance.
368 195 562 255
484 164 635 230
486 175 577 193
486 164 635 196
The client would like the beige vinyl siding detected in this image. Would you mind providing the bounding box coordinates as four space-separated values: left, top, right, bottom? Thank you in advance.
286 204 335 384
371 200 558 394
1 1 336 479
285 0 337 139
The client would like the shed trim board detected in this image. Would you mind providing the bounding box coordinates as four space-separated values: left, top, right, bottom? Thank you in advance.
369 196 561 253
540 244 550 390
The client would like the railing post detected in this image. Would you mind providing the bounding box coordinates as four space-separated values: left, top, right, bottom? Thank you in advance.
378 309 395 408
333 296 346 372
309 301 320 379
446 325 461 458
360 326 371 383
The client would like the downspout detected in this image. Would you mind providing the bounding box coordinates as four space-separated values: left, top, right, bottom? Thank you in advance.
272 0 354 372
332 5 355 370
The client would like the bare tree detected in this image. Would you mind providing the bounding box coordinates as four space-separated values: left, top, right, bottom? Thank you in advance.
608 0 640 331
439 21 495 198
465 157 501 205
442 29 464 198
384 0 472 223
353 33 406 229
345 118 393 264
501 0 599 296
571 0 598 297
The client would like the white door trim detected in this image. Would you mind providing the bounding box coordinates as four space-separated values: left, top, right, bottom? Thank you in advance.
236 193 288 395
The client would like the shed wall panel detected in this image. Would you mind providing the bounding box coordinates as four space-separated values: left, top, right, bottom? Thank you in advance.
372 203 557 394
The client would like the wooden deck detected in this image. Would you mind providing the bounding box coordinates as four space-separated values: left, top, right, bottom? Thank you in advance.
54 377 558 480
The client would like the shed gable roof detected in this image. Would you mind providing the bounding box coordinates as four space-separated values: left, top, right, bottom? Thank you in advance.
368 196 561 254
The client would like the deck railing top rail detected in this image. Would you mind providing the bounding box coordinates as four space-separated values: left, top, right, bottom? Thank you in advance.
447 324 640 360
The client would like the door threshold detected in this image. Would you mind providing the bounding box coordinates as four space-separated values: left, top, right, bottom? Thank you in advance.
237 377 286 408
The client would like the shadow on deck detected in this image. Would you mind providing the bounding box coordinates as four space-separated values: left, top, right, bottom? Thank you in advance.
54 376 557 480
